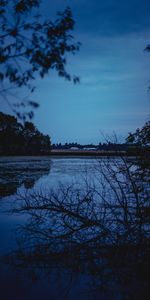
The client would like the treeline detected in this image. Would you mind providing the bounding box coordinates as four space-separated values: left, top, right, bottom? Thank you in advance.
52 142 97 150
0 112 51 155
52 122 150 153
52 142 128 151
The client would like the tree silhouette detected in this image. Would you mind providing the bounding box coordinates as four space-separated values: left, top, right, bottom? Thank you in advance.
0 112 51 154
0 0 80 119
126 121 150 178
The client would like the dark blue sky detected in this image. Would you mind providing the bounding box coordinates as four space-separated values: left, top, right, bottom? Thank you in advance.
2 0 150 143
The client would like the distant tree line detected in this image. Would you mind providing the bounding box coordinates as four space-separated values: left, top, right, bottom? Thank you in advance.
52 142 128 151
52 142 97 150
0 112 51 155
1 112 149 155
52 122 150 153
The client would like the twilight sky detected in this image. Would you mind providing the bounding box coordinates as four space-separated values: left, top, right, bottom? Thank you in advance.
2 0 150 144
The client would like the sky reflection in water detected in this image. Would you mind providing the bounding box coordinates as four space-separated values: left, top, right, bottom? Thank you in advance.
0 157 149 300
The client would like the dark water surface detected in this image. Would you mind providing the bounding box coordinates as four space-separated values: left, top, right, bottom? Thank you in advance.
0 156 98 252
0 156 149 300
0 156 110 300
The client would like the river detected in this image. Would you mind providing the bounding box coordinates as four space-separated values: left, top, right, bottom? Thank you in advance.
0 156 148 300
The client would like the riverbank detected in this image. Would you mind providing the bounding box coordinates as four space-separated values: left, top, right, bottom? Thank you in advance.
0 150 139 157
0 148 149 157
50 149 127 156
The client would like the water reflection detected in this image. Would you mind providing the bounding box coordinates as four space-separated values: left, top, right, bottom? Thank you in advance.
3 156 150 300
0 156 149 300
0 157 51 197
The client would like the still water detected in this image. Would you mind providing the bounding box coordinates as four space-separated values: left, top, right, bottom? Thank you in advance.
0 156 111 300
0 156 148 300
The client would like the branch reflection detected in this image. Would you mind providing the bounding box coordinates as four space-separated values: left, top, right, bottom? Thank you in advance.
4 157 150 300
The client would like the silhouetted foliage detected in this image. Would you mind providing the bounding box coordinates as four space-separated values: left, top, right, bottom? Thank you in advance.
0 112 51 154
0 0 80 119
126 121 150 146
126 122 150 177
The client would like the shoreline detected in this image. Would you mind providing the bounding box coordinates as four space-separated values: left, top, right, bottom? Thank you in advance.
0 150 142 157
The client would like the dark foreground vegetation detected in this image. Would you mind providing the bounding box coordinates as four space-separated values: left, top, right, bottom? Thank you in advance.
0 1 80 120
